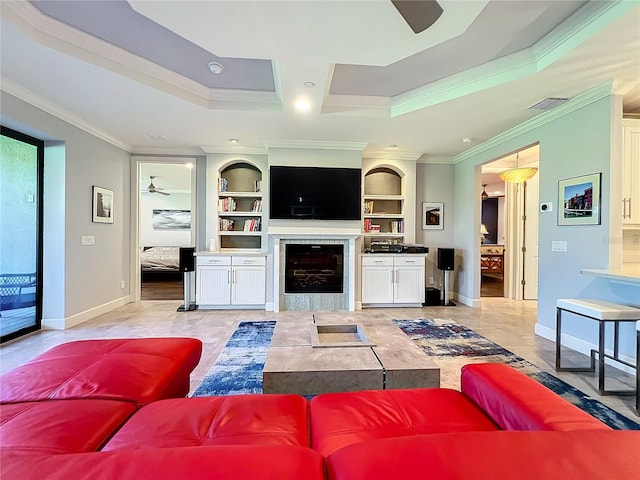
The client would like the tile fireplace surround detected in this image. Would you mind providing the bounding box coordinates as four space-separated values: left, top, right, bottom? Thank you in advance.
270 233 359 312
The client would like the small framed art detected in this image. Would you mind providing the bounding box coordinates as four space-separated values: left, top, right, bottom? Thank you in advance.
92 186 114 224
422 202 444 230
557 173 601 226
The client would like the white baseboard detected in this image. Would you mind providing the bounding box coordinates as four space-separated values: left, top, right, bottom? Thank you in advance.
42 295 131 330
453 292 477 308
535 322 636 376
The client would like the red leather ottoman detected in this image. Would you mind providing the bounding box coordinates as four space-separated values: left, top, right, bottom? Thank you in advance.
325 430 640 480
1 445 326 480
309 388 498 457
0 399 136 454
103 394 310 450
0 338 202 406
461 363 611 431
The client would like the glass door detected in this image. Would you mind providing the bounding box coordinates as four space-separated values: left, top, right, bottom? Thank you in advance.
0 126 43 342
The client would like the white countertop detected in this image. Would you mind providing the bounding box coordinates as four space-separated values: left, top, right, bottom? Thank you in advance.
195 250 266 256
581 264 640 285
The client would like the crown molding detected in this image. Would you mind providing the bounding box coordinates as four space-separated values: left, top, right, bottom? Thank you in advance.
533 0 639 70
129 146 204 156
200 145 268 155
390 1 634 117
1 78 130 151
263 140 369 151
3 1 282 112
416 156 455 164
391 48 536 117
321 94 390 117
362 151 423 162
453 81 614 164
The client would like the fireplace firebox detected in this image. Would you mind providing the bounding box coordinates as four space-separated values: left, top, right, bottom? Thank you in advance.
285 244 344 293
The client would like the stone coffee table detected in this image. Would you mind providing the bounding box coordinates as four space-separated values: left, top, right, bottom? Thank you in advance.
262 317 440 395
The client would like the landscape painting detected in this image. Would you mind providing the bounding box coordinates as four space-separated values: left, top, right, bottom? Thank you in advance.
153 209 191 230
558 173 601 226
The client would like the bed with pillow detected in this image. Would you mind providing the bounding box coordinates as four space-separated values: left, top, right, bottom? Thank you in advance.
140 246 181 279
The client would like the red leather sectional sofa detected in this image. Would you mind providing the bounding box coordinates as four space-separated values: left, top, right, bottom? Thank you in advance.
1 338 638 479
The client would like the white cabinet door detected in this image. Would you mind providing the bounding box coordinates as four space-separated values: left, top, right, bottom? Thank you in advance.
196 266 231 305
392 256 425 304
394 266 424 303
362 264 395 304
232 266 266 305
622 124 640 225
362 255 425 305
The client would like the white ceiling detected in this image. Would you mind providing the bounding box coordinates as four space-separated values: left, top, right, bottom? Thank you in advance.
1 1 639 161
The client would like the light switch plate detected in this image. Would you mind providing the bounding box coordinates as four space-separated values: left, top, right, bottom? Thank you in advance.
551 240 567 252
81 235 95 246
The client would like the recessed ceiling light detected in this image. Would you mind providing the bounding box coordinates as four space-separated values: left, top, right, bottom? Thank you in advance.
304 81 315 88
294 99 311 112
229 138 239 144
462 137 472 144
208 61 223 74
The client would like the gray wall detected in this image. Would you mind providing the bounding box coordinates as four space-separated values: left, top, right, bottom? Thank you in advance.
1 92 131 326
415 162 455 290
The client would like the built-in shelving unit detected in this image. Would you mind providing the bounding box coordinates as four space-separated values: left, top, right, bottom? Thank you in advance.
217 162 264 251
362 167 405 250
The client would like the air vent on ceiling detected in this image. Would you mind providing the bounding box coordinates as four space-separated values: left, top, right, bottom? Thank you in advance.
528 97 569 111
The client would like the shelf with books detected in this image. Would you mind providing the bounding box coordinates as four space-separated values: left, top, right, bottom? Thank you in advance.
363 218 405 234
216 161 264 251
218 197 263 214
363 167 405 238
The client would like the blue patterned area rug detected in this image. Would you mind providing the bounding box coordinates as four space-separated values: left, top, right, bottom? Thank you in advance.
192 321 275 397
394 318 639 430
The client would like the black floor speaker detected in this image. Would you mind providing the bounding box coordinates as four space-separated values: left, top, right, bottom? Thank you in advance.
179 247 195 272
437 248 454 271
178 247 197 312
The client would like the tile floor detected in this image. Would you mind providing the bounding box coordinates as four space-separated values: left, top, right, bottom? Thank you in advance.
0 297 637 421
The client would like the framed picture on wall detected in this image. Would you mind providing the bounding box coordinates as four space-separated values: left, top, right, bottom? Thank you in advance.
557 173 601 226
153 209 191 230
92 186 114 224
422 202 444 230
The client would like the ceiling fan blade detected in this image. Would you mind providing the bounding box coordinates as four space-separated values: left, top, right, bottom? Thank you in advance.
391 0 443 34
147 176 169 194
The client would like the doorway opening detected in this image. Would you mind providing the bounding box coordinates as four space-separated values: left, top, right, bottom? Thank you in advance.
136 160 196 301
480 144 539 300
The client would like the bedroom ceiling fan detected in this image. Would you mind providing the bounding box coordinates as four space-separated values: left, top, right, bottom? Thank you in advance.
146 176 170 195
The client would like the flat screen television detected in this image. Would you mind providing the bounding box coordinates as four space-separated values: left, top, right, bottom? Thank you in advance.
270 166 361 220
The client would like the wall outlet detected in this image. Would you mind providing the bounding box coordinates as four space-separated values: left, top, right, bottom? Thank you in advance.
632 234 640 246
428 276 434 284
120 280 125 289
